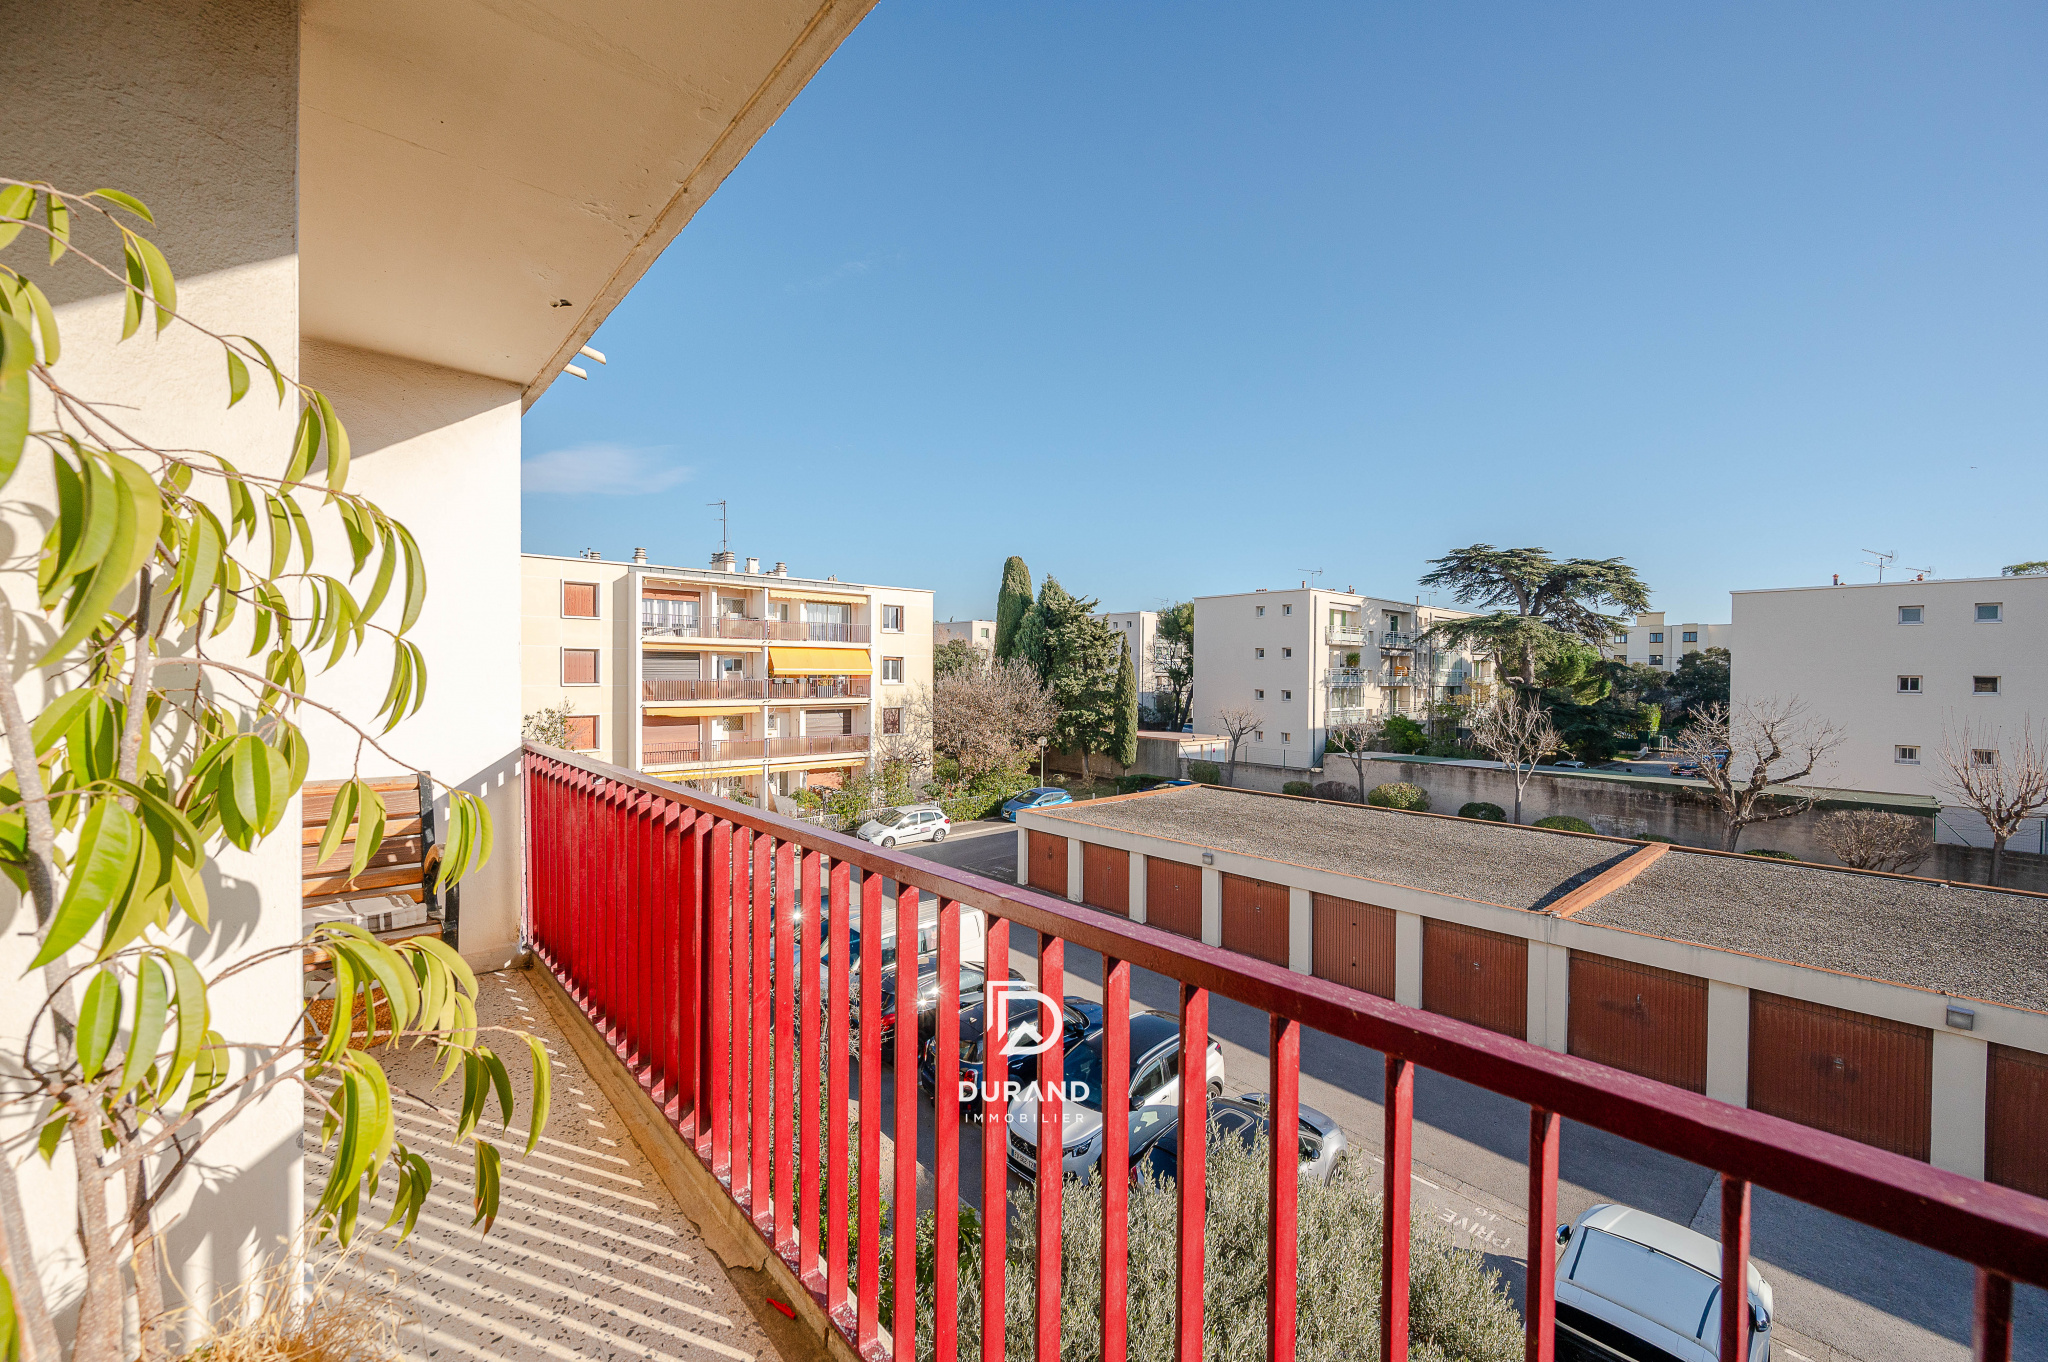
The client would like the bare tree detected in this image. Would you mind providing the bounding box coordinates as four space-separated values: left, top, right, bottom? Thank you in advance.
1813 809 1934 875
1671 698 1842 851
1216 705 1262 788
1466 691 1564 824
917 658 1059 780
1325 715 1386 803
1935 717 2048 888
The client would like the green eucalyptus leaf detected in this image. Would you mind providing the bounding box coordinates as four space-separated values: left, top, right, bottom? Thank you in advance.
523 1032 551 1155
30 801 141 968
225 349 250 406
117 956 169 1098
76 970 121 1076
88 188 154 223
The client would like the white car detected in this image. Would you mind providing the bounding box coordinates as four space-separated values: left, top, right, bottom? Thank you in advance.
1555 1204 1774 1362
856 804 951 848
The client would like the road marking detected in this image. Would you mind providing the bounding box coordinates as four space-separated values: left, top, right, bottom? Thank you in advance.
1414 1175 1442 1189
1779 1350 1813 1362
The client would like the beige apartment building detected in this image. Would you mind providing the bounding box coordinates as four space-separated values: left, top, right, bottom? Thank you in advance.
1098 609 1167 708
1733 574 2048 851
935 617 998 655
1191 586 1489 769
524 550 932 799
1614 610 1731 670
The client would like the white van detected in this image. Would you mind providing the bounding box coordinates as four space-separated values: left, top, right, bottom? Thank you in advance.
1555 1204 1774 1362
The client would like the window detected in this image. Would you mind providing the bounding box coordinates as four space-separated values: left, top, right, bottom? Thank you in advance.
1898 606 1922 625
1254 730 1265 742
1974 675 2000 694
1898 676 1921 693
1649 632 1663 644
1281 690 1292 700
562 581 599 617
1282 647 1293 658
881 707 903 735
881 604 904 632
1255 689 1265 700
1682 631 1697 644
1255 606 1265 617
881 657 904 683
1895 745 1919 764
561 648 599 685
980 627 990 639
1281 732 1292 743
1255 648 1265 658
1613 634 1627 647
1282 604 1292 615
1973 748 2000 767
564 715 598 750
1977 603 2003 623
1648 654 1663 667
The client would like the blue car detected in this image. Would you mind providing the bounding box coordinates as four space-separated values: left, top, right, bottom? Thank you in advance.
1001 787 1074 821
917 996 1105 1107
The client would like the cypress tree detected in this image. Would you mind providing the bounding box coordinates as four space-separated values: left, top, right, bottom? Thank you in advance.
993 556 1033 661
1112 636 1139 768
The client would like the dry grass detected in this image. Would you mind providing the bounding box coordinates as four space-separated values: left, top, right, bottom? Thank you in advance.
178 1245 404 1362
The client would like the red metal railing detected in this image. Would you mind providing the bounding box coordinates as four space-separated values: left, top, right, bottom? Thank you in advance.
523 745 2048 1362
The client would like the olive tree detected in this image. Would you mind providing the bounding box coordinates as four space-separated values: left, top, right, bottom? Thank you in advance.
0 180 542 1362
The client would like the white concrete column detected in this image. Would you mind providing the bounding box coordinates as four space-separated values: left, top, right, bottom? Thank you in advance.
1527 941 1570 1053
1128 852 1148 924
1201 867 1223 947
1394 911 1424 1008
1066 837 1084 903
1287 886 1313 975
1930 1031 1989 1179
1014 825 1029 886
1705 981 1750 1107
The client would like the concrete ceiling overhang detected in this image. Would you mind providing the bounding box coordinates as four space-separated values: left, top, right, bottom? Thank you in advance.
299 0 874 409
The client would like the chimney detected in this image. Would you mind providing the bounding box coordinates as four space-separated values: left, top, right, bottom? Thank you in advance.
711 550 737 572
631 547 647 564
581 548 601 560
745 556 760 575
771 561 788 576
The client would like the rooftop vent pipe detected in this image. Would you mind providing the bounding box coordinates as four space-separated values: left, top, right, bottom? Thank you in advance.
711 550 737 572
631 547 647 564
745 557 760 574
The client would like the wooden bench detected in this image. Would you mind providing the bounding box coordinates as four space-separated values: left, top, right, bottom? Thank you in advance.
301 773 455 967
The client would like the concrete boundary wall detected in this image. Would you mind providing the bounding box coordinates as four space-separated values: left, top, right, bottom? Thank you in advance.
1019 804 2046 1182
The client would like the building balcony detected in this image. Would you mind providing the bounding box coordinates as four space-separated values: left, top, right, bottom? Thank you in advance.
1326 623 1368 646
641 612 869 645
1379 630 1420 650
641 732 870 767
641 676 871 703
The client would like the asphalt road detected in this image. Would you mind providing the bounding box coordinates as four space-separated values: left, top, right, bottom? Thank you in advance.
882 823 2048 1362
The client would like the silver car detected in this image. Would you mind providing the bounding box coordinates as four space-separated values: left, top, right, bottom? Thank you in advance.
1555 1203 1774 1362
855 803 950 847
1007 1011 1226 1181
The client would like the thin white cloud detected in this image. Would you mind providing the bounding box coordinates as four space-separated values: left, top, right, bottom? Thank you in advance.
522 443 692 496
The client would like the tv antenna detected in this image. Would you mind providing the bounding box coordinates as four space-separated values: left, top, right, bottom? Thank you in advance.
709 500 729 554
1298 568 1323 588
1907 563 1936 581
1860 548 1896 582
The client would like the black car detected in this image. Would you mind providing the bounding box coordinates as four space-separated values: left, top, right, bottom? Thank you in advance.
1129 1095 1349 1186
850 955 1026 1061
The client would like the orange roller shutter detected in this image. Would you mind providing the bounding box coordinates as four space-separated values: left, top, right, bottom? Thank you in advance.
1220 873 1290 967
1082 843 1129 916
1027 831 1067 895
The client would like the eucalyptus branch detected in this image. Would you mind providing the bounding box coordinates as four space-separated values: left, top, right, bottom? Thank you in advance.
0 595 58 927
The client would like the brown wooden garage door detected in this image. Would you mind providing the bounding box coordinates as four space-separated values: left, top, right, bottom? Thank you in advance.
1220 873 1290 966
1987 1044 2048 1199
1422 919 1527 1039
1082 843 1129 916
1027 830 1067 896
1748 992 1931 1160
1566 952 1707 1093
1312 893 1395 999
1146 858 1203 941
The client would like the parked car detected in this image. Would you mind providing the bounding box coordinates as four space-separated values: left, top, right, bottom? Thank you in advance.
1007 1011 1227 1181
1000 787 1073 821
856 803 951 847
1128 1094 1348 1186
1550 759 1589 770
850 955 1025 1059
916 996 1105 1108
1154 778 1194 788
1554 1203 1775 1362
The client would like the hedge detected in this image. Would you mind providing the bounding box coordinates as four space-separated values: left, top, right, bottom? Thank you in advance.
1532 815 1596 834
1746 848 1799 861
1188 761 1221 785
1312 781 1353 801
1458 802 1506 822
1282 780 1314 797
1366 782 1429 811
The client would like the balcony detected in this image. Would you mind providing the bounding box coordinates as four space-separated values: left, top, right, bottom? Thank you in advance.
1379 629 1420 650
642 612 870 645
642 676 871 703
642 733 870 767
521 742 2048 1362
1326 623 1367 646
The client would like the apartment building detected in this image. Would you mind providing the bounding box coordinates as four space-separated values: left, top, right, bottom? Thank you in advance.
1097 610 1165 708
935 618 997 655
523 550 932 799
1191 587 1488 769
1732 574 2047 849
1613 611 1731 670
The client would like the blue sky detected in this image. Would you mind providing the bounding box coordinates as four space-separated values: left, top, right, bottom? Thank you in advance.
522 2 2048 625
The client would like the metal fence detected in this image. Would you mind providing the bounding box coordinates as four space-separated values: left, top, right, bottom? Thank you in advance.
523 744 2047 1362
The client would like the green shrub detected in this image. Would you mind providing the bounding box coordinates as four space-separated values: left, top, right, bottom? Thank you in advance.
1367 782 1430 811
1458 801 1506 822
1282 780 1314 797
1312 781 1353 801
1188 761 1222 785
910 1131 1522 1361
1746 848 1799 861
1381 715 1428 754
932 757 1038 822
1533 815 1596 834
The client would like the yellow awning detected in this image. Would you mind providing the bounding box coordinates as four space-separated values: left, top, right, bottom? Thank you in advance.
767 588 868 605
644 704 757 719
768 647 872 676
